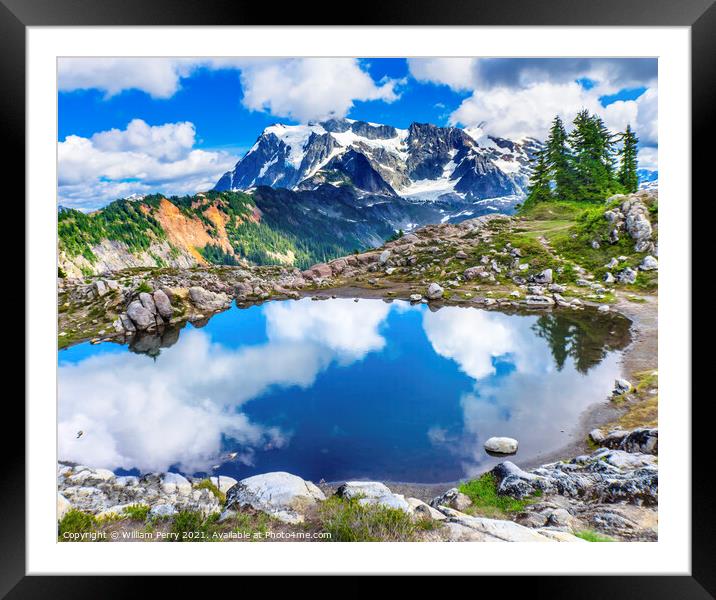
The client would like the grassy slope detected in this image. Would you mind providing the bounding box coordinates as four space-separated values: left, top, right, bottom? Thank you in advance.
58 191 366 272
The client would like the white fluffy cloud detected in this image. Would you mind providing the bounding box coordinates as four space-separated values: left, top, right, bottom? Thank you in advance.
58 58 198 98
58 57 400 122
449 81 657 143
450 81 602 139
407 58 476 91
239 58 399 122
58 119 237 209
264 298 391 362
408 57 657 164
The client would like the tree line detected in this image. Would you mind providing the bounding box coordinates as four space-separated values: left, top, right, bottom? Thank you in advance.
524 110 639 208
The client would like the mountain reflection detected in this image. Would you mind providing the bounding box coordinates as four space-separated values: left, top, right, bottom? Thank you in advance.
58 299 630 482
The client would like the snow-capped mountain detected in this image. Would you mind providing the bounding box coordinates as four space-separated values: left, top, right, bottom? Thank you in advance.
214 118 540 207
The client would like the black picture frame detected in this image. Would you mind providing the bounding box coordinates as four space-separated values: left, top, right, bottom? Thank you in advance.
6 0 707 592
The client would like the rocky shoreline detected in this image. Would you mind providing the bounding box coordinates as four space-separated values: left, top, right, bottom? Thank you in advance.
58 191 658 351
58 425 657 542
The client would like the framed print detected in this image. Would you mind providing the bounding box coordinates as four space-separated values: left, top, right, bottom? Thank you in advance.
6 0 710 590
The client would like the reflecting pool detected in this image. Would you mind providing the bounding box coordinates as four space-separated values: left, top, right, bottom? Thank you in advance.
58 298 630 483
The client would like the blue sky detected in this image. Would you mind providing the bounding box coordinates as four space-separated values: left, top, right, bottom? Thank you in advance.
58 57 657 210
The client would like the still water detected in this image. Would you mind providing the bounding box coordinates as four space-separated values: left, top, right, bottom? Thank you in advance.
58 298 630 483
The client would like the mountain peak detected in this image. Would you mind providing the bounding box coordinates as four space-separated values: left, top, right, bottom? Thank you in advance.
214 117 541 204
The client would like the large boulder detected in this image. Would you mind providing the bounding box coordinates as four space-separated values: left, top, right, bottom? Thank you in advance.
426 283 444 300
484 436 519 455
601 428 658 455
188 287 231 312
491 449 658 506
330 258 347 274
534 269 553 284
57 493 72 520
336 481 411 513
463 266 484 280
622 198 653 248
429 487 473 512
617 267 638 284
152 289 173 319
93 280 109 297
406 497 447 521
304 263 332 279
209 475 239 494
139 292 157 314
225 472 325 524
639 255 658 271
160 472 192 495
438 507 570 542
126 300 154 331
526 295 555 307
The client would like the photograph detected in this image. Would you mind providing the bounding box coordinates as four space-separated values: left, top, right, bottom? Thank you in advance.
55 55 661 544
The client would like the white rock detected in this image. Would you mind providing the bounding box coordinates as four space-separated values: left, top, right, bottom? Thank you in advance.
57 494 72 520
536 528 588 542
150 503 176 518
97 503 137 519
406 497 447 521
161 472 192 495
589 429 605 444
337 481 411 513
114 476 139 488
379 250 391 265
426 283 444 299
68 467 115 484
358 494 411 512
525 295 555 307
617 267 638 284
598 305 610 313
225 472 325 523
439 507 556 542
209 475 239 494
409 293 423 302
442 522 501 542
534 269 553 284
484 437 519 455
640 255 658 271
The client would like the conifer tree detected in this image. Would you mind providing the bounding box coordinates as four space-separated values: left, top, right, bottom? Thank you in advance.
617 124 639 193
524 147 553 208
545 115 574 200
569 110 618 201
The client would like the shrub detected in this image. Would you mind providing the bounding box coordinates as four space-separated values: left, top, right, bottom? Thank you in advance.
319 497 420 542
58 509 97 537
122 504 150 521
458 473 536 518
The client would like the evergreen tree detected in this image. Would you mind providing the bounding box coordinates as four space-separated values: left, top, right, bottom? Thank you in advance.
617 124 639 193
524 147 553 207
545 116 574 200
569 110 618 201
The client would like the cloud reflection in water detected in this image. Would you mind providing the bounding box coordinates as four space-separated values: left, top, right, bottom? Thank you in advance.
58 299 628 481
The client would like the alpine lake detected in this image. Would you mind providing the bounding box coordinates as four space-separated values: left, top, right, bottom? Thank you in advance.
58 298 631 484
